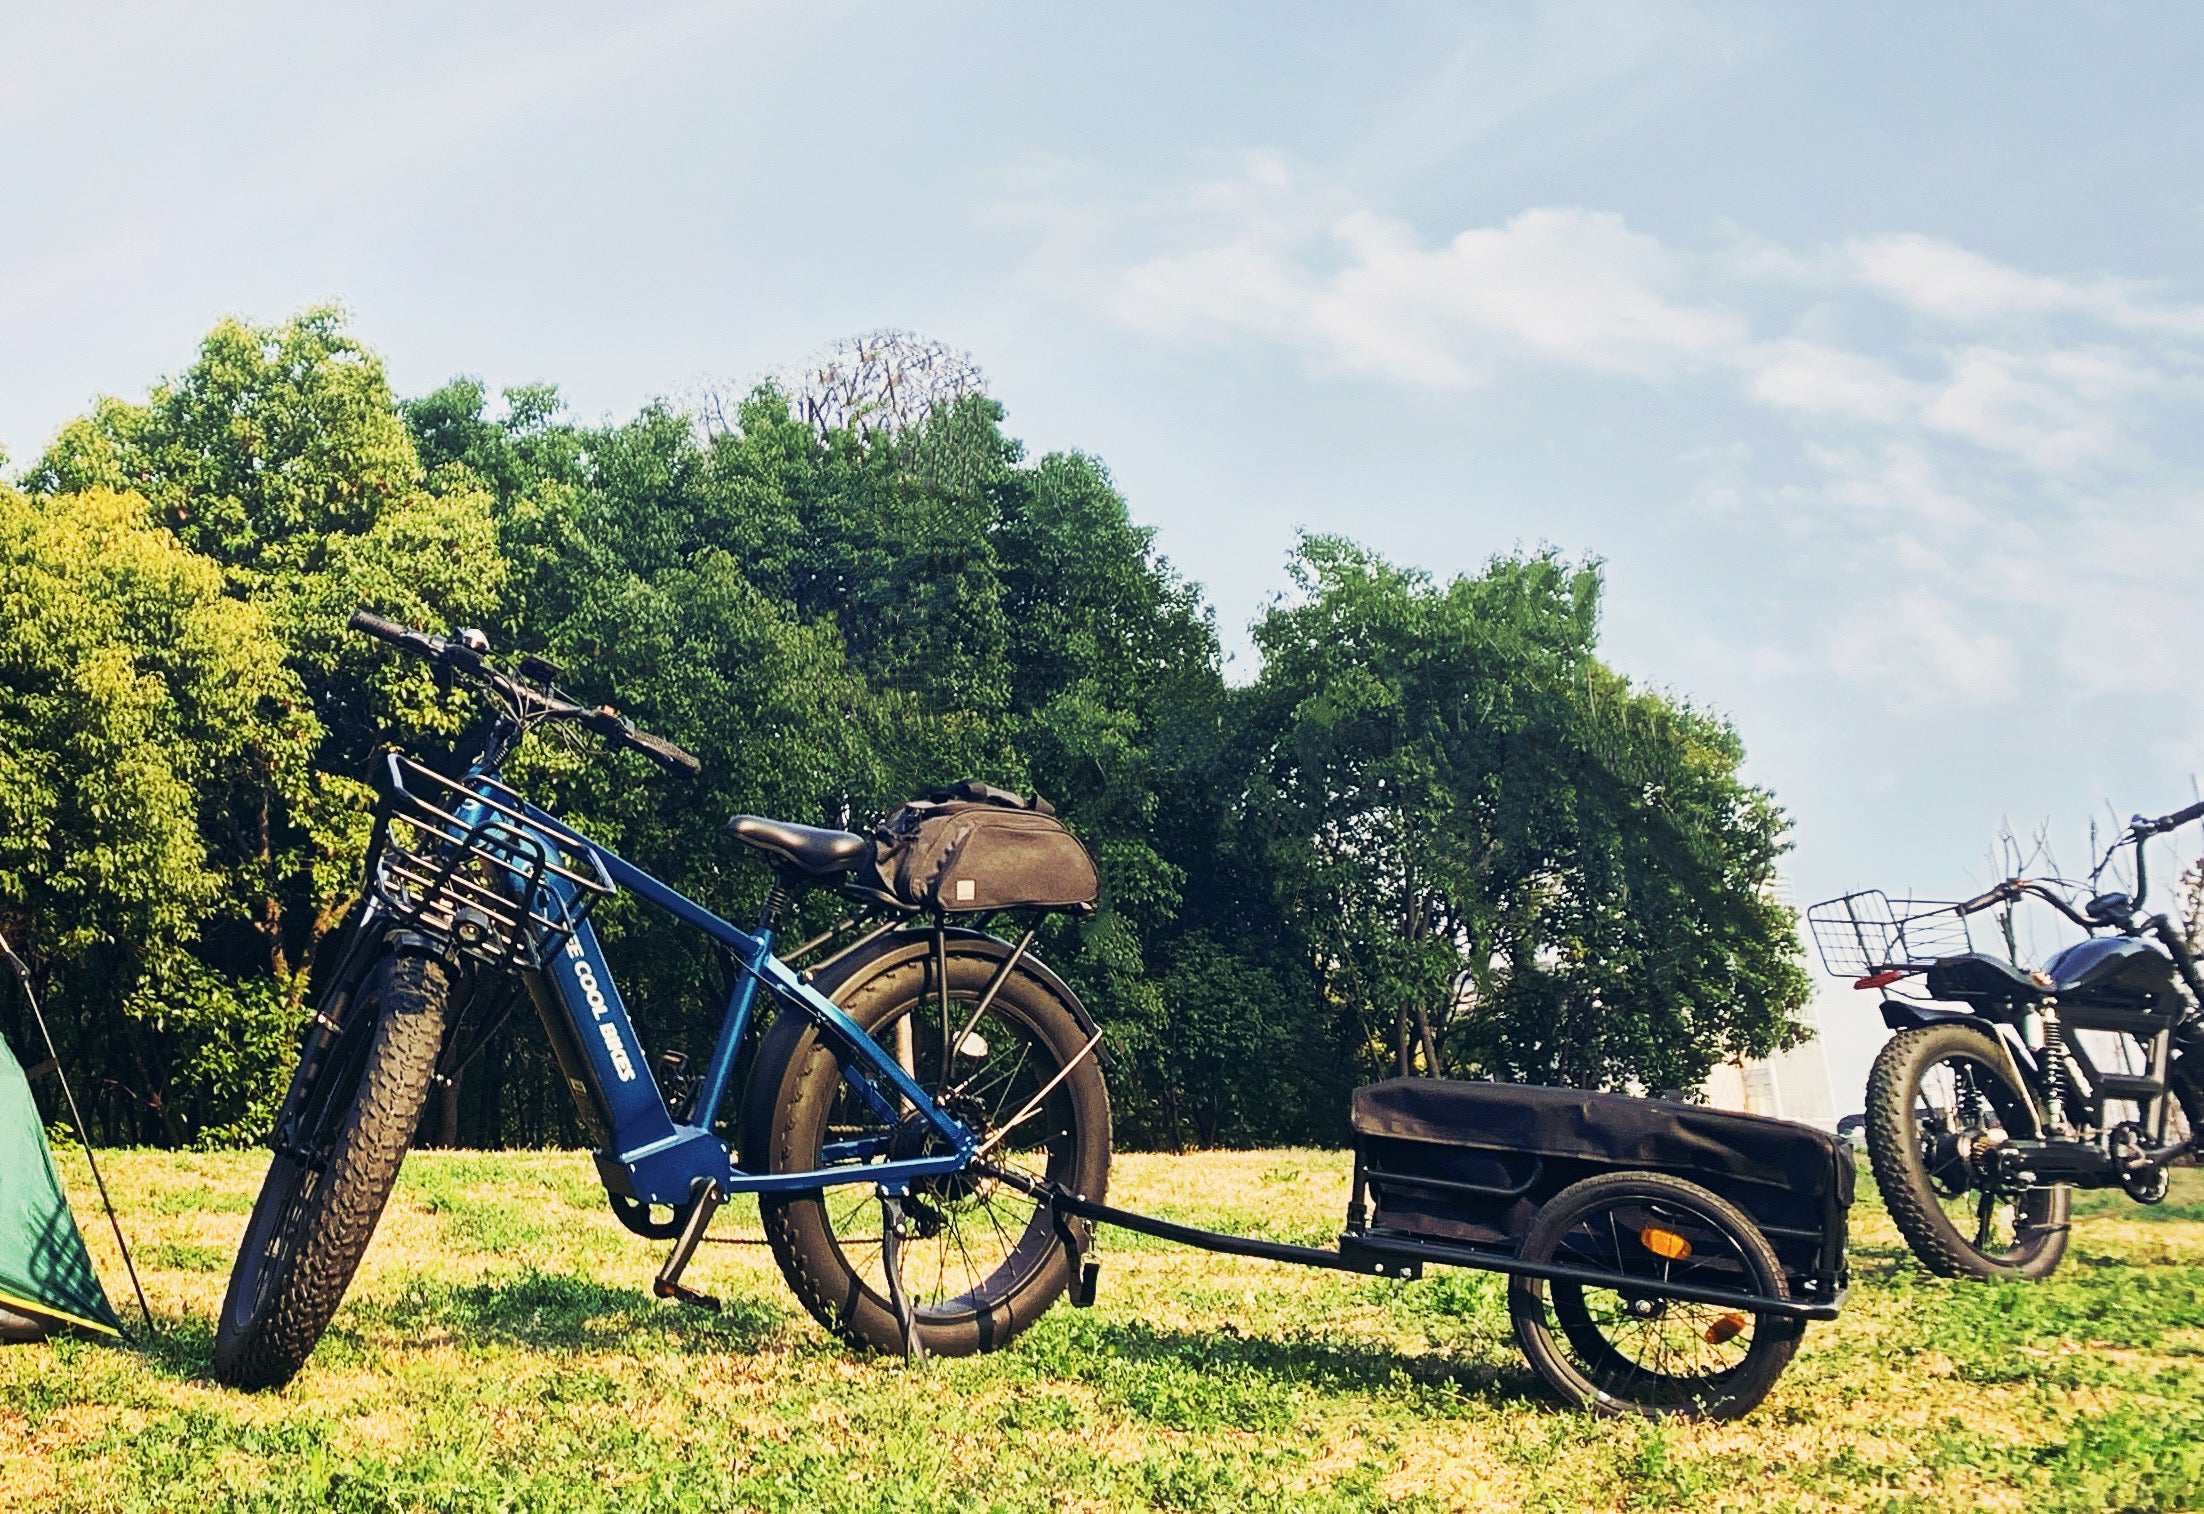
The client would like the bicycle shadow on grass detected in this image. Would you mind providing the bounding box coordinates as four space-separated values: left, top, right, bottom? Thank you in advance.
1074 1317 1541 1409
328 1267 791 1357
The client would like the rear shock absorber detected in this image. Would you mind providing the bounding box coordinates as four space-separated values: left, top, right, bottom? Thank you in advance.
2039 1004 2072 1134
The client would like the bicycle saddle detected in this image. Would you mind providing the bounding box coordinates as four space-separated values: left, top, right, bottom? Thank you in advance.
723 815 870 875
1924 952 2038 998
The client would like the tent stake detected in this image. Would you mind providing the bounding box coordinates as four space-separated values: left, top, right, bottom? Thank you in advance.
0 933 154 1336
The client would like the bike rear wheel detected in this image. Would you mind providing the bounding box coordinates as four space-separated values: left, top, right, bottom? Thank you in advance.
212 948 451 1389
749 950 1110 1357
1866 1022 2069 1281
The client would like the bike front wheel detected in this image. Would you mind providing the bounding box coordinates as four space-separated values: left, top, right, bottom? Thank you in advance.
1865 1022 2070 1281
749 949 1110 1357
212 947 451 1389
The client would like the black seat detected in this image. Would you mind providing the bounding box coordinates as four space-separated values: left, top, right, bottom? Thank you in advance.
723 815 870 876
1924 952 2043 1003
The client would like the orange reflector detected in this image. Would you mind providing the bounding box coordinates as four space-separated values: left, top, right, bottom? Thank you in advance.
1854 970 1903 989
1703 1312 1748 1345
1639 1226 1692 1260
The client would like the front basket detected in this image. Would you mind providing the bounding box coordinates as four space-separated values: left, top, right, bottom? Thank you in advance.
1805 890 1978 979
371 755 613 969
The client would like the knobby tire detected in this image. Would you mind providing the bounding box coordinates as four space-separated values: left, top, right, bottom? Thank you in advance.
212 949 451 1390
1865 1022 2069 1281
747 949 1110 1358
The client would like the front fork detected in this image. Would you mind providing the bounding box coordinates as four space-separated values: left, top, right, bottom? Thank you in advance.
266 899 397 1158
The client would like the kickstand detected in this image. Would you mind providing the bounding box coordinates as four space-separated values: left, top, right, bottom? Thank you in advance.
653 1179 723 1312
878 1187 926 1364
1052 1201 1099 1308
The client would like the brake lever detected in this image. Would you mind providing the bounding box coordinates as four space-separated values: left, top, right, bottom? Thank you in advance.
579 704 629 739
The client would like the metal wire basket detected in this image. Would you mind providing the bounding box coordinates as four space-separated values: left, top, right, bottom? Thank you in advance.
1805 890 1979 979
370 754 614 969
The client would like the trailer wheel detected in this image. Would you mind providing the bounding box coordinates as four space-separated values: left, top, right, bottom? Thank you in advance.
1508 1171 1800 1420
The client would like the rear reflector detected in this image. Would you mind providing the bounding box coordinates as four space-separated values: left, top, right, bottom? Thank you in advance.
1854 970 1903 989
1703 1312 1748 1345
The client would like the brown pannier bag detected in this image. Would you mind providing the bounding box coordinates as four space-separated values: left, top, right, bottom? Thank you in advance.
854 780 1098 914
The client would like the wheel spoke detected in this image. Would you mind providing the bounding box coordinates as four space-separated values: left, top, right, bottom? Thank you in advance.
1532 1187 1777 1405
792 977 1091 1346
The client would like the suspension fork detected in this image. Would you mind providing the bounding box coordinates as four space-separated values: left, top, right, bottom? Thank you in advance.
266 901 400 1152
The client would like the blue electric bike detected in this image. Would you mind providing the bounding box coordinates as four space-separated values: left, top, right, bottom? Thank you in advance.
212 612 1111 1389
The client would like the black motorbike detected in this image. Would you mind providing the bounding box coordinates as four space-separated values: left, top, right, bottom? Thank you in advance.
1809 802 2204 1280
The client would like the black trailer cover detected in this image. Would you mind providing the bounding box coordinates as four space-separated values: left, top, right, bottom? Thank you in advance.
1350 1079 1853 1291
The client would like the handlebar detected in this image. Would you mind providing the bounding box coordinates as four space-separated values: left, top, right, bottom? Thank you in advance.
577 706 704 778
1956 877 2097 929
621 725 703 779
349 608 440 658
2136 799 2204 837
345 609 700 778
1954 881 2017 916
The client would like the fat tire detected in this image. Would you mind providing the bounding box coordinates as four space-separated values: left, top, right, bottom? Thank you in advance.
1508 1171 1800 1421
1865 1022 2069 1281
212 950 451 1390
747 950 1109 1358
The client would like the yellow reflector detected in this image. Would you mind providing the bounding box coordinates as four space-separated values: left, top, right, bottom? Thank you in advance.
1703 1312 1748 1345
1639 1226 1692 1261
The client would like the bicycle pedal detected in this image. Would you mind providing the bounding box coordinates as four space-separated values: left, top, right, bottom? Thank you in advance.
653 1278 721 1313
1072 1259 1099 1308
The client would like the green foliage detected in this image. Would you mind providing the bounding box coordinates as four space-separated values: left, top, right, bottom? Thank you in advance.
14 311 504 1142
29 311 506 978
1237 536 1809 1093
2 310 1813 1148
0 486 311 1144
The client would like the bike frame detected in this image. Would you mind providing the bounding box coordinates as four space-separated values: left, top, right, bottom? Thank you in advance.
425 774 978 1208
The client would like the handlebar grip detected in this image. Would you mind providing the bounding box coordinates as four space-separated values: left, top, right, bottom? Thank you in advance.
2158 800 2204 832
348 608 415 646
1956 881 2016 915
622 725 702 779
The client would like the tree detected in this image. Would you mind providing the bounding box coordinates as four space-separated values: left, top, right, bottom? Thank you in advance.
1236 537 1809 1096
755 330 988 444
0 486 313 1145
30 309 507 1008
395 381 899 1142
1 312 1814 1150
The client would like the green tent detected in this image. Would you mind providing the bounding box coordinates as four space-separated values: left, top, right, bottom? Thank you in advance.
0 1032 121 1338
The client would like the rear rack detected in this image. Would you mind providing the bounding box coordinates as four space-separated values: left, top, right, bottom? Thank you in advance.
1806 890 1978 979
371 754 614 969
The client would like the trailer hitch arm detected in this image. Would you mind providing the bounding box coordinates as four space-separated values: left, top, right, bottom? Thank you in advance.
975 1163 1846 1322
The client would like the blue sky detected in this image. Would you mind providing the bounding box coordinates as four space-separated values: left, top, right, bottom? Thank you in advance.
6 3 2201 1096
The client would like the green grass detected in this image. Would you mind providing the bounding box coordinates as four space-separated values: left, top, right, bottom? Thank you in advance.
5 1149 2202 1512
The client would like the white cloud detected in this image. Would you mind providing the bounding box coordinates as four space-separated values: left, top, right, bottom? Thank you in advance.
1008 157 2204 713
1321 207 1745 377
1741 339 1921 423
1833 589 2020 708
1802 441 1983 535
1921 346 2158 472
1846 233 2204 336
1022 160 2199 496
1102 187 1746 386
